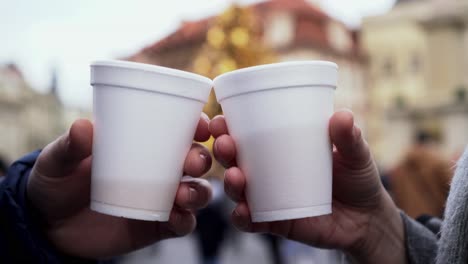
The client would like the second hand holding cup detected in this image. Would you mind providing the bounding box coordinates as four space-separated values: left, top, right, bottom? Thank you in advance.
213 61 338 222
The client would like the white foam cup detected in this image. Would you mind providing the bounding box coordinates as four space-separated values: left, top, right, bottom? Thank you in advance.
213 61 337 222
90 60 212 221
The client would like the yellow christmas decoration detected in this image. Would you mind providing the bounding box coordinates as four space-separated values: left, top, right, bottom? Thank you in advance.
230 27 250 48
207 26 226 49
191 5 277 179
193 56 212 76
217 57 237 74
192 4 277 118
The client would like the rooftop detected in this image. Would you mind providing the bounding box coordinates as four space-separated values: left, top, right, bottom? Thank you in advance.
128 0 358 61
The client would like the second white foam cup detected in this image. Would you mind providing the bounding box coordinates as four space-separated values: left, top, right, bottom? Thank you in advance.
90 60 212 221
213 61 338 222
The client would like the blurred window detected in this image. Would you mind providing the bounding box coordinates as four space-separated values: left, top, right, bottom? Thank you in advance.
409 53 422 74
382 57 394 77
264 12 294 48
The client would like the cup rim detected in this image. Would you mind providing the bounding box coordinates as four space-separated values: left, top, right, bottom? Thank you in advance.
91 60 212 84
213 61 338 102
215 60 337 79
91 60 212 103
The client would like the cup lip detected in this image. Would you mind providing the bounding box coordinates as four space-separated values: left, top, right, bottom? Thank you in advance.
91 60 212 103
216 60 337 79
91 60 212 84
213 60 338 102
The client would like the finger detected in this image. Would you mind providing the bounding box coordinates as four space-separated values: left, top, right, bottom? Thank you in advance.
213 135 237 168
175 177 213 209
231 202 269 233
329 110 371 167
224 167 246 202
194 113 211 142
161 208 196 238
35 119 93 178
209 115 229 138
183 143 212 177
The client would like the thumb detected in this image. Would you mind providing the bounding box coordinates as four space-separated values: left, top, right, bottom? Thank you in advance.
330 110 371 168
35 119 93 178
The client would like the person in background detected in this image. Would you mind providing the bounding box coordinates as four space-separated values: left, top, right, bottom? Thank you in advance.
390 131 453 219
195 177 228 264
0 156 8 181
261 234 283 264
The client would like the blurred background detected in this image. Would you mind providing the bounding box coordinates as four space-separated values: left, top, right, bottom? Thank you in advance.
1 0 467 263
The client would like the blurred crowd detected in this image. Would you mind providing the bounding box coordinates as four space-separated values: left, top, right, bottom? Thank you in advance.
387 131 454 220
117 177 347 264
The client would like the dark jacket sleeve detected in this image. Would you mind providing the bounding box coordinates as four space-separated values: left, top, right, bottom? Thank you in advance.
0 150 64 263
0 151 97 263
401 212 439 264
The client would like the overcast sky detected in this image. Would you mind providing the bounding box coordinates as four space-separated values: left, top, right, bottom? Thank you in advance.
0 0 395 109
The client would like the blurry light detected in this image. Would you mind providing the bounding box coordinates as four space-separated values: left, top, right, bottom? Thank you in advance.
230 27 250 47
220 6 237 24
217 57 237 73
207 26 226 49
193 56 212 75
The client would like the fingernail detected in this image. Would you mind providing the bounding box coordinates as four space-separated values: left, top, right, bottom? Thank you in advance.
188 187 197 203
223 169 232 191
201 112 210 122
214 140 219 154
352 125 362 141
172 211 181 225
200 152 208 161
233 209 248 229
233 208 241 219
223 168 229 180
199 153 209 171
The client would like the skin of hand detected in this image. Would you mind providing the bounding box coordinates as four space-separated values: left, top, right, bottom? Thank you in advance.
27 115 213 259
210 110 406 264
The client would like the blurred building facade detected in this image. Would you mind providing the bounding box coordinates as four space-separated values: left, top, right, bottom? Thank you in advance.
362 0 468 168
126 0 368 179
127 0 368 128
0 64 64 161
